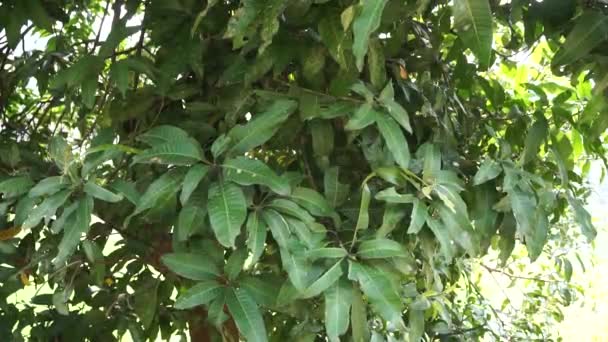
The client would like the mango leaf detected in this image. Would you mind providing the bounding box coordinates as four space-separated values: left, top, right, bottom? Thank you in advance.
368 38 386 90
473 159 502 185
228 99 298 155
208 181 247 248
84 181 123 203
279 246 310 291
355 184 371 232
290 187 335 217
0 176 34 198
567 193 597 241
223 156 290 195
53 196 93 267
319 14 351 70
180 164 209 205
352 0 389 70
239 276 279 308
261 209 291 248
345 103 377 131
161 253 220 280
176 205 206 242
498 213 517 265
348 261 403 325
407 199 428 234
351 286 370 342
225 249 249 280
553 11 608 67
520 118 548 165
49 136 73 171
28 176 70 198
409 307 425 342
376 204 407 238
324 279 353 342
509 189 546 261
23 190 72 230
302 259 344 298
132 139 203 165
378 82 412 133
375 187 415 203
246 211 267 265
226 287 268 342
268 199 314 223
436 203 479 256
306 247 348 261
137 125 190 146
324 167 350 208
357 239 407 259
125 169 185 226
376 115 410 168
133 280 159 329
453 0 493 68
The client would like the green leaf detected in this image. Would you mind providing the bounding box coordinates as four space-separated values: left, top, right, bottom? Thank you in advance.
473 159 502 185
306 247 348 261
567 193 597 241
175 280 223 310
319 14 351 70
497 213 517 265
279 246 310 291
226 287 268 342
228 99 298 155
324 167 350 208
133 280 159 329
345 102 377 131
553 11 608 67
223 157 290 195
176 205 206 242
110 180 140 205
453 0 493 67
84 181 123 203
375 187 415 203
376 204 407 238
225 249 249 280
161 253 220 280
324 279 353 342
302 259 344 298
53 196 93 267
132 139 203 165
310 120 334 160
378 82 412 133
290 187 334 217
509 190 546 261
137 125 190 146
409 307 425 342
357 238 407 259
436 203 479 256
49 136 73 171
51 202 78 234
180 164 209 205
28 176 70 198
376 115 410 168
240 276 279 308
23 190 72 230
261 209 291 248
246 211 267 265
355 184 371 231
348 261 403 325
520 118 548 165
0 176 34 198
268 199 315 223
351 286 370 342
352 0 389 70
368 38 386 90
208 181 247 248
125 169 185 226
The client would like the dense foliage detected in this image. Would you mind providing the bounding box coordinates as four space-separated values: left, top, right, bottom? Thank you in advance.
0 0 606 340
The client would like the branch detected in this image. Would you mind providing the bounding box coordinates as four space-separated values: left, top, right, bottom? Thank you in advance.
480 263 560 283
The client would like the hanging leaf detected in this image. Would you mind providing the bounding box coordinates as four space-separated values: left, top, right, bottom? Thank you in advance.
520 118 548 165
306 247 348 261
208 181 247 248
290 187 335 217
53 196 93 267
552 11 608 67
324 279 353 342
355 184 371 232
223 156 290 195
161 253 220 280
375 187 415 203
352 0 389 70
228 99 298 155
268 199 315 223
473 159 502 185
453 0 493 68
345 103 378 131
261 209 291 248
246 211 267 265
28 176 70 198
0 176 34 198
351 285 370 342
357 239 407 259
226 287 268 342
132 139 203 165
324 167 350 208
180 164 209 205
23 190 72 230
279 246 310 291
84 181 123 203
378 82 412 133
302 259 344 298
376 115 410 168
176 205 206 242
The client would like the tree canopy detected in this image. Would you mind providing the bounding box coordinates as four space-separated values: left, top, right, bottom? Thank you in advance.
0 0 606 341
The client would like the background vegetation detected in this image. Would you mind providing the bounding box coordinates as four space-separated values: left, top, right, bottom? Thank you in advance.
1 0 608 341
